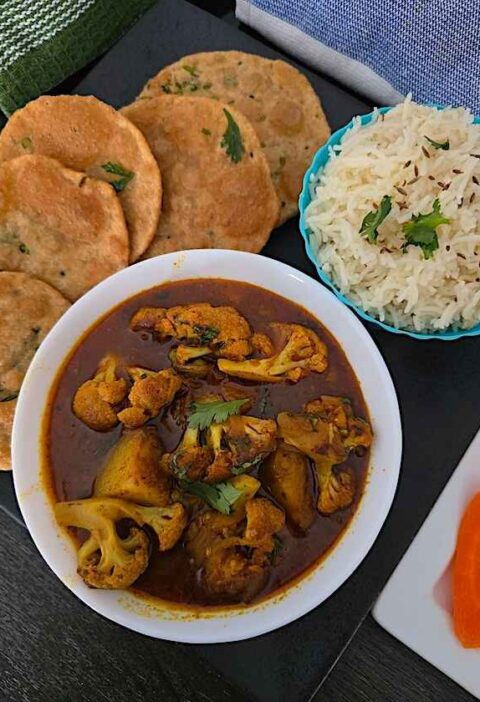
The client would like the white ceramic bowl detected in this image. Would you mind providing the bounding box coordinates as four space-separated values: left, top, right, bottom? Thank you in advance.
12 250 402 643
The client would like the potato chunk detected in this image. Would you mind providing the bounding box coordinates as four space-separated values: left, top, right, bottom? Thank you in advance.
94 427 170 507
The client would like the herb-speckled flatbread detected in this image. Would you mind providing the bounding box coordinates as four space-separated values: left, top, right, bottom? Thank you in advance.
122 95 279 256
138 51 330 224
0 95 162 262
0 271 70 470
0 154 129 300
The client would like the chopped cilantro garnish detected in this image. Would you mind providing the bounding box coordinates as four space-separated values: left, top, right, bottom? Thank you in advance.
0 390 18 402
179 479 242 515
359 195 392 243
101 162 135 192
188 398 247 431
223 75 238 87
220 109 245 164
402 198 450 259
193 324 218 343
425 135 450 151
231 455 264 475
18 242 30 254
269 535 283 562
19 136 32 150
201 128 212 136
183 64 198 77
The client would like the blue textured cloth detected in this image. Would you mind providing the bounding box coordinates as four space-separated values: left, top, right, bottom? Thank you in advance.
236 0 480 112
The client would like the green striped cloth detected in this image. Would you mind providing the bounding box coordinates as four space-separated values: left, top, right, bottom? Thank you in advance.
0 0 156 116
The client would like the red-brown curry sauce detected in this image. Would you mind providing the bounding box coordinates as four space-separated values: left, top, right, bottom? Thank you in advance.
44 279 370 606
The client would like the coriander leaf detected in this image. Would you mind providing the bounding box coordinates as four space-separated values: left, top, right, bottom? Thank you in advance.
18 242 30 254
231 455 264 475
0 391 18 402
188 398 247 430
193 324 218 344
269 535 283 562
223 75 238 87
220 109 245 164
179 479 241 514
402 198 449 259
359 195 392 243
183 64 198 77
20 136 32 150
201 128 211 136
425 135 450 151
101 162 135 192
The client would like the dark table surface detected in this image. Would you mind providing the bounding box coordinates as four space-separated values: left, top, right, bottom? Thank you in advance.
0 2 479 701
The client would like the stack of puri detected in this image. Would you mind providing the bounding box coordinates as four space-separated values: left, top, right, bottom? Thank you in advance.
0 96 162 468
0 50 330 470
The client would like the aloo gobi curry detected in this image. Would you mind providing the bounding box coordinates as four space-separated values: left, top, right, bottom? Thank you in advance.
45 279 372 606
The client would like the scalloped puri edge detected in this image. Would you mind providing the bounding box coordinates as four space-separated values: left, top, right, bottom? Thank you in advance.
298 105 480 341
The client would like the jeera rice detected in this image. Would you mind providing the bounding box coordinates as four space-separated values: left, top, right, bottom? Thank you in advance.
305 97 480 332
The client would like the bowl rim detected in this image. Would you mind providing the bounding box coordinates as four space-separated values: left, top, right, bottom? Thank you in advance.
299 104 480 341
12 249 402 643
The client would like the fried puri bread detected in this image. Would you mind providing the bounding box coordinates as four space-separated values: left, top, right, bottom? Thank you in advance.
0 400 15 471
0 271 70 469
122 96 279 257
0 95 161 261
139 51 330 223
0 155 129 300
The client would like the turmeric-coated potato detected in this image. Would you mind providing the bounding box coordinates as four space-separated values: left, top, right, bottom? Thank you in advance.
261 442 315 532
94 427 170 507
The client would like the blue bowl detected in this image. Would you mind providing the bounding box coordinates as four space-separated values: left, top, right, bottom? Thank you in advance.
298 106 480 341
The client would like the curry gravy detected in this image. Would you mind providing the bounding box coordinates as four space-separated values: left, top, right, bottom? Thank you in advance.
44 279 370 606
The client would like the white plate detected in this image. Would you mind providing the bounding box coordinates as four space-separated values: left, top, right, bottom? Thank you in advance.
374 429 480 699
12 249 402 643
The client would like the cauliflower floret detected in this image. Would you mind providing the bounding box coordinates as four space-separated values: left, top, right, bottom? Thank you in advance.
129 306 169 334
304 396 373 451
72 354 127 431
251 332 274 357
55 497 187 589
206 415 277 483
218 323 328 383
168 413 277 484
55 498 149 590
185 483 284 602
278 396 372 515
117 367 182 428
94 427 170 507
77 527 149 590
243 497 285 551
316 460 356 515
170 426 214 481
130 303 256 361
132 502 188 550
168 347 211 378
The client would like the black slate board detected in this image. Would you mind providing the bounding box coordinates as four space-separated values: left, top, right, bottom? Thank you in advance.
3 2 480 702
